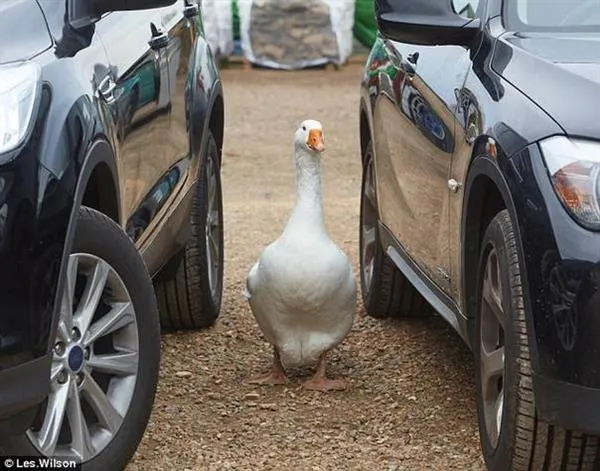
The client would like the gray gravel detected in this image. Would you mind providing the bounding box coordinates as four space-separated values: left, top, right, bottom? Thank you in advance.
127 64 485 471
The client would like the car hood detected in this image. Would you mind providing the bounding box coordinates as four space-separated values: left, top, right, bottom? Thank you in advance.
0 0 52 64
493 33 600 140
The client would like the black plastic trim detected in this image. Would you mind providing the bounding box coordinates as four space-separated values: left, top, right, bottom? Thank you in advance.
378 221 471 346
0 353 51 421
535 373 600 435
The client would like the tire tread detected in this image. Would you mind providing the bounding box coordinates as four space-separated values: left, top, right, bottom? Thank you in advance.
155 132 223 330
478 210 599 471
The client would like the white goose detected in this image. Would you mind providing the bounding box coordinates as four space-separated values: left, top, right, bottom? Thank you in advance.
244 119 356 392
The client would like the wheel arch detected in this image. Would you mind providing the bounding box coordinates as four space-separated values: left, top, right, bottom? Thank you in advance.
461 143 527 345
81 160 120 224
359 100 371 162
46 139 121 351
208 90 224 160
187 32 225 169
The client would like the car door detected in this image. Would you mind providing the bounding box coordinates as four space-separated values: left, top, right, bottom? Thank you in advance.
94 9 174 255
157 0 200 157
155 0 199 208
372 0 481 295
131 0 205 274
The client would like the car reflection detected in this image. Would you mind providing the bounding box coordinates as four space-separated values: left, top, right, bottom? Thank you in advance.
117 60 160 130
541 251 581 352
126 162 183 242
399 82 454 153
539 249 600 357
368 40 454 154
365 39 399 90
455 87 482 143
53 10 95 59
114 57 165 140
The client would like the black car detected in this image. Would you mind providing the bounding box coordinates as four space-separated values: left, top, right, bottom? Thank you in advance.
0 0 224 469
360 0 600 468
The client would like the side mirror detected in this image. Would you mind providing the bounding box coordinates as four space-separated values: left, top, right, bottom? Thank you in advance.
375 0 480 47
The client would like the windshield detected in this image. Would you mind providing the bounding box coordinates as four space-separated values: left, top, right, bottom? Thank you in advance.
506 0 600 31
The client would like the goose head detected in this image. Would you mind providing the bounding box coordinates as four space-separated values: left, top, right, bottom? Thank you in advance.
295 119 325 155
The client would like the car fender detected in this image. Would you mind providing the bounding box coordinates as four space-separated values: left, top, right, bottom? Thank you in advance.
187 36 224 169
45 138 120 353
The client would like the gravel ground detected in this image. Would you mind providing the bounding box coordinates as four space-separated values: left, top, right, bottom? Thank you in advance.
127 64 486 471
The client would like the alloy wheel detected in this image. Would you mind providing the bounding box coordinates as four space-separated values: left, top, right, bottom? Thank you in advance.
360 156 378 292
480 247 506 449
204 153 222 303
27 253 139 461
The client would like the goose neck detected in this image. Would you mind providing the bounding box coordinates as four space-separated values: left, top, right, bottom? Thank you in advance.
283 149 325 235
294 150 323 209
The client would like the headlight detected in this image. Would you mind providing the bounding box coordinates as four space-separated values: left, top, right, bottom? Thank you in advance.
540 135 600 230
0 62 41 155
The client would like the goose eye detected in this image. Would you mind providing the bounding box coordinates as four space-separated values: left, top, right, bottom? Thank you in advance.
302 126 306 131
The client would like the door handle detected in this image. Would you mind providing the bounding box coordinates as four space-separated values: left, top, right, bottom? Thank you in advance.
149 22 168 50
98 75 116 103
184 0 199 18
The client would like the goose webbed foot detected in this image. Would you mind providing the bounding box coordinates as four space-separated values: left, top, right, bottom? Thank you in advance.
301 351 347 392
249 346 287 386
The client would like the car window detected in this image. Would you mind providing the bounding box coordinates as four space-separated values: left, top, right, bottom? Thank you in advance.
506 0 600 30
452 0 480 19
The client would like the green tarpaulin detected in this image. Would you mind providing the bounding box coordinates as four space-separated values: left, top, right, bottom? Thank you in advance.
229 0 377 49
232 0 240 41
353 0 376 48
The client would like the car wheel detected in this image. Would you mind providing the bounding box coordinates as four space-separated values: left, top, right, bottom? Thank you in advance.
359 140 431 319
475 210 599 471
155 130 224 329
7 207 161 470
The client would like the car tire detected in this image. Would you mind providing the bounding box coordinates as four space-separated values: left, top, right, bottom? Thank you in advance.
475 209 600 471
359 140 431 319
155 130 224 330
6 207 161 471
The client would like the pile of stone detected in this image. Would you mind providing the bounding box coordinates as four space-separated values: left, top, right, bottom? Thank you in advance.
238 0 354 70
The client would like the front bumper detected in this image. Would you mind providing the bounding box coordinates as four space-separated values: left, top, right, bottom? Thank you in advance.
0 83 71 427
535 373 600 436
508 144 600 433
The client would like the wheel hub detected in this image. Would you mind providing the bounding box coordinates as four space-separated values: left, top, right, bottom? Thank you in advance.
480 247 506 449
205 154 222 302
27 253 139 461
66 344 85 373
360 157 378 293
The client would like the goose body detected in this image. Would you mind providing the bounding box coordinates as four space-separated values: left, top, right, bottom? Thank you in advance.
246 225 356 367
245 119 356 390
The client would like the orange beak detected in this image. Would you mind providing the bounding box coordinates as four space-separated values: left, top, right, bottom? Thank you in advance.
307 129 325 152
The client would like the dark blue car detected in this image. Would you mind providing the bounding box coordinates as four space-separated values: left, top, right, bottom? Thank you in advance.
0 1 225 469
360 0 600 468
